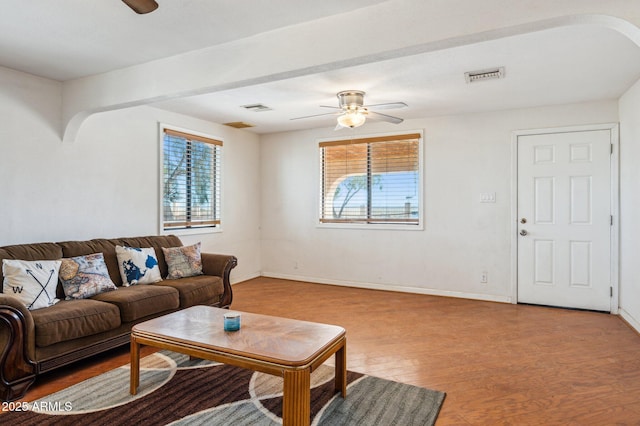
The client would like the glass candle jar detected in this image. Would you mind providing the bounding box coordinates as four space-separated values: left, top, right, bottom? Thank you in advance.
223 312 241 331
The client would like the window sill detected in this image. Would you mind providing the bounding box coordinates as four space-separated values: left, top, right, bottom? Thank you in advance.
160 227 222 237
317 222 424 231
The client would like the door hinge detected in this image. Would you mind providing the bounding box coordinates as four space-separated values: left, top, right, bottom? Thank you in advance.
610 287 613 297
611 143 614 154
611 215 613 226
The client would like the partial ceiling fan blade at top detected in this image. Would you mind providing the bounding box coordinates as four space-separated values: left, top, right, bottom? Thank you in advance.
365 102 408 111
122 0 159 14
368 110 404 124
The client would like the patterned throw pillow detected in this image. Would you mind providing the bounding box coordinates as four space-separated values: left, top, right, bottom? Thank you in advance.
59 253 118 300
115 246 162 286
2 259 61 310
162 242 203 279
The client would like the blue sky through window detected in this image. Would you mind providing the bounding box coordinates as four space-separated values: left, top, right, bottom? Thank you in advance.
333 171 419 220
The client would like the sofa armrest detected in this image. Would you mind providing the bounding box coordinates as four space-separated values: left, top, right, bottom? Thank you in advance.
200 253 238 308
0 294 37 401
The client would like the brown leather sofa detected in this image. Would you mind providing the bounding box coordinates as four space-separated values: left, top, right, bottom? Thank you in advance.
0 235 237 401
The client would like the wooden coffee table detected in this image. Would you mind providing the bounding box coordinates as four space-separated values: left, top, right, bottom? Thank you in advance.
130 305 346 426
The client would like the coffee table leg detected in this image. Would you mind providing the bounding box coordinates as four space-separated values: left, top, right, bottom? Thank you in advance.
130 335 140 395
283 368 311 426
335 341 347 397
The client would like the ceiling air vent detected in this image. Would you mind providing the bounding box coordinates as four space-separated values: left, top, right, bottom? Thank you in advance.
223 121 255 129
241 103 272 112
465 67 505 83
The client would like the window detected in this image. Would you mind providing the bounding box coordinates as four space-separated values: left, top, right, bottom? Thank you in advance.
320 132 421 226
161 127 222 232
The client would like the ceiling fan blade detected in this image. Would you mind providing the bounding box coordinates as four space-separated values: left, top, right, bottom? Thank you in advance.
122 0 159 14
365 102 408 111
319 105 342 110
290 111 341 121
368 111 404 124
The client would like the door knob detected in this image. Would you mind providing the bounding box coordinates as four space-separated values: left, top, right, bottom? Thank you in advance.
519 229 528 236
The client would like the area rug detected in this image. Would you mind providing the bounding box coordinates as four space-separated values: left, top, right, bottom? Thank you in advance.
6 350 445 425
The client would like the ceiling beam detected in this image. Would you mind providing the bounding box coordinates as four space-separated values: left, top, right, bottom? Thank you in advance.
61 0 640 142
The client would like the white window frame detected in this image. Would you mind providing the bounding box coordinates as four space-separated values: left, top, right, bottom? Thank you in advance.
317 130 424 231
158 123 223 236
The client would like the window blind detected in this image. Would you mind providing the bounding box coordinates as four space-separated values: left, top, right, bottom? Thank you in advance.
320 133 420 225
162 128 222 230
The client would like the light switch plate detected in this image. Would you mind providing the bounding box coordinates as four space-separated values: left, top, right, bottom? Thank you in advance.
480 192 496 203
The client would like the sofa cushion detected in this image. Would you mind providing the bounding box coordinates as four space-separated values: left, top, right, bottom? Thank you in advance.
31 299 121 347
91 285 179 322
155 275 223 308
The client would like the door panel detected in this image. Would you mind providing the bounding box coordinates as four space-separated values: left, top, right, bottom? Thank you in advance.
533 239 554 285
517 129 611 311
570 176 591 224
534 177 554 223
569 241 591 287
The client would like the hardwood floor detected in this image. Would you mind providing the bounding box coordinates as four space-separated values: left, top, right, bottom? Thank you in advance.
13 277 640 424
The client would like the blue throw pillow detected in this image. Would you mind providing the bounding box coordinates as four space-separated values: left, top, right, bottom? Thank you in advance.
115 246 162 286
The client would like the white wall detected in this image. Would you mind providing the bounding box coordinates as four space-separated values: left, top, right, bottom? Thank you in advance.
0 66 261 283
1 64 630 309
619 78 640 332
0 66 62 240
260 101 619 302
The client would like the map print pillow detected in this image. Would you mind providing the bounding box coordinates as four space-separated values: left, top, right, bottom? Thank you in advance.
162 242 203 279
115 246 162 286
2 259 61 310
59 253 118 299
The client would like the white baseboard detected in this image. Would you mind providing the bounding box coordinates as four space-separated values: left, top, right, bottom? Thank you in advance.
261 271 512 304
619 308 640 334
230 271 261 285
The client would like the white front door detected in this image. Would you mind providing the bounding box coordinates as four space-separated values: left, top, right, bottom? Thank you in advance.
517 129 612 311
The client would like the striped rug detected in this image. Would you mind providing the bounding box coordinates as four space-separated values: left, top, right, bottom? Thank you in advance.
7 350 445 425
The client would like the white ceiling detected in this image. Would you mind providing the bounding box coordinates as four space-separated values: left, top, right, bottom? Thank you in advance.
2 1 640 134
152 25 640 133
0 0 387 81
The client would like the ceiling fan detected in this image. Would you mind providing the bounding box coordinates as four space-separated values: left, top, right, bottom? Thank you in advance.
291 90 407 129
122 0 159 14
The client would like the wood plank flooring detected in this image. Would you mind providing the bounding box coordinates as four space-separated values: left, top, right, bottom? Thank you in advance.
13 277 640 424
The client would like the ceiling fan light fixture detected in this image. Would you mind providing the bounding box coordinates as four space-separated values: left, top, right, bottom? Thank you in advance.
291 90 404 129
337 110 367 128
337 90 365 109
